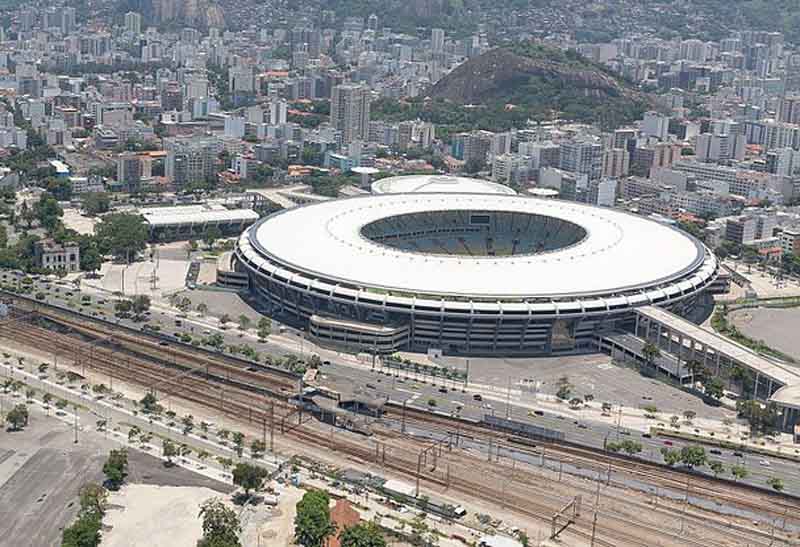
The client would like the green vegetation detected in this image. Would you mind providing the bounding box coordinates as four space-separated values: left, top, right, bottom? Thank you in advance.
711 306 796 363
660 445 707 469
294 490 334 547
198 498 241 547
6 403 29 430
95 213 148 263
232 463 269 498
340 522 387 547
102 449 128 491
737 400 781 437
606 439 643 456
61 483 107 547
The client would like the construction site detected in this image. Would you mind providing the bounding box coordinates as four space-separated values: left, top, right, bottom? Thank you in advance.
1 294 799 547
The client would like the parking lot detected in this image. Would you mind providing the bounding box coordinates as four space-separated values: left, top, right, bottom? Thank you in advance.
0 402 231 547
437 353 729 417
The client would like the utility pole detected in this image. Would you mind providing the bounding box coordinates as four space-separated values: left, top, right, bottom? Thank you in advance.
679 475 691 534
269 402 275 453
73 404 79 444
505 376 511 419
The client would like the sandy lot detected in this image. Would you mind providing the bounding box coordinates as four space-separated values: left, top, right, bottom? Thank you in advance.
103 485 224 547
253 485 303 546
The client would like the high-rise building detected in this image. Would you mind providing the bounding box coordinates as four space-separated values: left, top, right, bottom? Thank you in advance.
695 133 746 162
641 111 670 140
116 153 142 193
269 99 287 126
431 28 445 54
61 7 76 34
164 137 223 187
124 12 142 35
602 148 630 178
559 140 603 181
330 84 370 145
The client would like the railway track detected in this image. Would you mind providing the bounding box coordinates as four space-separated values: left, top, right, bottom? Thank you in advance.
384 402 800 526
0 308 794 546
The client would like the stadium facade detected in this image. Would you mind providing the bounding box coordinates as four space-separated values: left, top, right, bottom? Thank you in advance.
234 193 718 356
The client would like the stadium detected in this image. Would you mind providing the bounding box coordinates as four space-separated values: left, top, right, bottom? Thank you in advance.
234 193 719 355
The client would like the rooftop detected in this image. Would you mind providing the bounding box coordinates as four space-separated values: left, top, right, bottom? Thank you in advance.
140 204 259 227
371 175 516 195
246 193 714 299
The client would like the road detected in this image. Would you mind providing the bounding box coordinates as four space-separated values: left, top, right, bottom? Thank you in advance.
3 270 800 495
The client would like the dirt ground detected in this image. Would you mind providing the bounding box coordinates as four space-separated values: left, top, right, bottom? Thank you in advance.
103 485 226 547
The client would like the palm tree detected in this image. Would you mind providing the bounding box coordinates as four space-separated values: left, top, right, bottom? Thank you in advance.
642 342 661 371
684 360 705 386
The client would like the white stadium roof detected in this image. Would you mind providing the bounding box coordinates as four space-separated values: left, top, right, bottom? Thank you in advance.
247 193 713 299
371 175 516 195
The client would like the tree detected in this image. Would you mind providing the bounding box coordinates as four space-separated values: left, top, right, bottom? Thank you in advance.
237 315 251 331
642 342 661 369
102 449 129 490
232 431 245 458
82 192 111 216
34 192 64 232
62 483 107 547
643 404 658 419
682 410 696 424
220 313 231 327
6 404 29 430
679 445 707 470
79 483 108 516
131 295 151 318
198 498 241 547
568 397 583 410
620 440 642 456
250 439 267 458
555 376 572 400
43 392 53 412
684 360 705 384
339 522 387 547
115 299 133 315
767 477 784 493
162 438 178 465
95 213 148 263
660 447 681 467
703 377 724 401
217 456 234 472
139 392 160 413
232 463 269 497
203 225 223 249
731 464 748 482
670 415 680 429
737 400 780 436
181 414 195 435
197 302 209 316
709 460 725 478
258 316 271 339
294 490 334 547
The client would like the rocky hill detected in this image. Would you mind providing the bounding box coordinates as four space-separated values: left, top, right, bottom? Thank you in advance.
428 43 650 128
